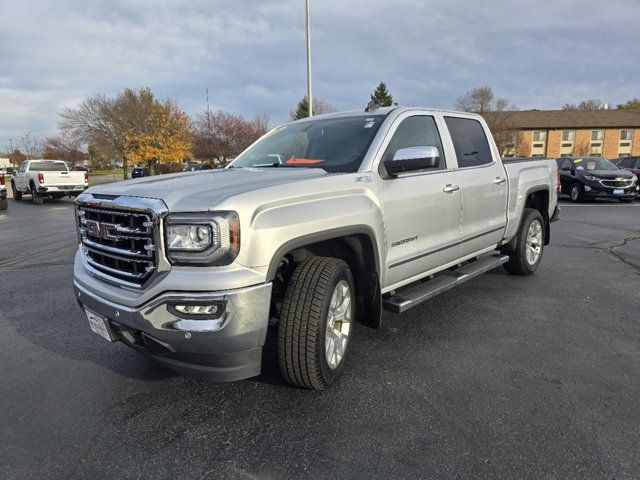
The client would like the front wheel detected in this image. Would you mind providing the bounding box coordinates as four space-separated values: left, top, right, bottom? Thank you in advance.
0 198 7 210
278 257 355 390
503 208 545 275
11 182 22 201
570 184 583 203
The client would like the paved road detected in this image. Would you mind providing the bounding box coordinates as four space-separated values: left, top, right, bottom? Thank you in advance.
1 198 639 479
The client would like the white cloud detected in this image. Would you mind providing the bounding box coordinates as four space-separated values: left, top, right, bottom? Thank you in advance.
0 0 638 145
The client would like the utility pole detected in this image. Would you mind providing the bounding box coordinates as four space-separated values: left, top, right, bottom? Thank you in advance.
306 0 313 117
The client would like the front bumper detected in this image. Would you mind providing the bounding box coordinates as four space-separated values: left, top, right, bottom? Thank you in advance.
582 183 638 199
74 280 272 381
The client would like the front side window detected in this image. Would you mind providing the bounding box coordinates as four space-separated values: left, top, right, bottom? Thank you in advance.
620 130 633 141
231 115 386 173
381 116 446 169
562 130 576 142
591 130 604 141
444 117 493 167
621 157 634 167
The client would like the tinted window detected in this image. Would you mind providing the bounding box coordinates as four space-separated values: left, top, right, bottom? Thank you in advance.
444 117 493 167
621 157 634 168
634 158 640 169
29 161 68 172
382 116 446 169
560 159 572 171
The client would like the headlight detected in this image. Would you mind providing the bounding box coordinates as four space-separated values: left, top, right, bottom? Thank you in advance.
583 175 598 181
632 175 638 182
164 212 240 265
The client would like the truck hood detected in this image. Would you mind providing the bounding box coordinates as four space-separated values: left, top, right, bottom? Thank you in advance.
87 168 329 211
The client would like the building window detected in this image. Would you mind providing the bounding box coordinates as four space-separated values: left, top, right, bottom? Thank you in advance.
562 130 575 142
532 131 546 142
591 130 604 141
620 130 633 141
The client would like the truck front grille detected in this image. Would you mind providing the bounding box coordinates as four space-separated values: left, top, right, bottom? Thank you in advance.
77 205 157 286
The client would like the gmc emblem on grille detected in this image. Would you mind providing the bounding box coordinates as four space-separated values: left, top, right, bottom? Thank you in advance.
85 219 119 241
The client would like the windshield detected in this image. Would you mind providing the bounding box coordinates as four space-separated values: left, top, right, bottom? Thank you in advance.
29 161 68 172
573 157 618 171
230 115 386 173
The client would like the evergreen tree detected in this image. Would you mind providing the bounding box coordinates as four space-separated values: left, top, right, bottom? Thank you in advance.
292 96 310 120
290 97 336 120
370 82 394 107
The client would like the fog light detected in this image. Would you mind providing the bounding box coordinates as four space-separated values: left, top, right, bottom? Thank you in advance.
174 304 218 315
584 185 591 191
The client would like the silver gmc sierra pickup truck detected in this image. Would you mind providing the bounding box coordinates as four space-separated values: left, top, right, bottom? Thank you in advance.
73 106 559 390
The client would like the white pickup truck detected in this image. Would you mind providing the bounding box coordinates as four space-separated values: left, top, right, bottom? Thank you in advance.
73 107 559 389
12 159 88 205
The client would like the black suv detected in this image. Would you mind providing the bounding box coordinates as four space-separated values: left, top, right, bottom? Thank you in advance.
556 157 638 203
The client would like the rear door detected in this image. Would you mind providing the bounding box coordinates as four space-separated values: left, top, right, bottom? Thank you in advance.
375 112 463 288
443 116 508 258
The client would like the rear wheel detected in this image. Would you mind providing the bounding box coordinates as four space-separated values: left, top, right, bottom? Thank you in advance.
11 182 22 201
503 208 545 276
570 184 583 202
0 198 7 210
278 257 355 390
31 185 43 205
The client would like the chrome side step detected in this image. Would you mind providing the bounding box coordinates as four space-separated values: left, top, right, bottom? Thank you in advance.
383 254 509 313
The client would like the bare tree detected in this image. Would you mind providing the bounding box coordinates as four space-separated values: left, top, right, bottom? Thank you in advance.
19 133 43 160
193 110 269 165
455 86 520 156
44 131 85 166
573 139 591 156
562 99 605 111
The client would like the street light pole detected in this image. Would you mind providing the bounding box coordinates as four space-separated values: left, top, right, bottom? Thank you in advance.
306 0 313 117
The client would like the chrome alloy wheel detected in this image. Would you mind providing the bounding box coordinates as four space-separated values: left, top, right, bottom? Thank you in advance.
325 280 352 369
526 219 543 265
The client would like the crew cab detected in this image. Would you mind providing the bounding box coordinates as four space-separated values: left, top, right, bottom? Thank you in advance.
12 159 88 205
73 107 559 389
557 156 638 203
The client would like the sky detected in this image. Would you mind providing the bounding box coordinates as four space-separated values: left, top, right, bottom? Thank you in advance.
1 0 639 146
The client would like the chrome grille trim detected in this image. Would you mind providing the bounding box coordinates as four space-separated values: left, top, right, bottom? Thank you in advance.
75 194 169 288
599 179 633 188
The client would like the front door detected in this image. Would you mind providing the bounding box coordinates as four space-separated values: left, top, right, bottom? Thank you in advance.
375 113 462 289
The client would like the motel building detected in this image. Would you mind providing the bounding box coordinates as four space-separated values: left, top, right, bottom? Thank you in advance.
500 109 640 159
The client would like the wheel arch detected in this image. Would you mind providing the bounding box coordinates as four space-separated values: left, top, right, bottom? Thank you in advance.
523 186 550 245
268 226 382 328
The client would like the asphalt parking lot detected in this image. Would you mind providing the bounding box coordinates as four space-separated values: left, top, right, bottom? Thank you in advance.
1 197 639 480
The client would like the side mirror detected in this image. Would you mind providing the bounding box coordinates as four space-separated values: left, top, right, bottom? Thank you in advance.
384 146 440 177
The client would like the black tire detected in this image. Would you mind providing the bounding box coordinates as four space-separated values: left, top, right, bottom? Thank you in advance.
11 182 22 201
278 257 355 390
569 183 583 203
0 198 7 210
503 208 545 276
31 184 43 205
619 198 634 203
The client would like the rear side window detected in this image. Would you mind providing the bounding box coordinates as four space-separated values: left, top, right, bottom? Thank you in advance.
444 117 493 168
382 116 446 169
